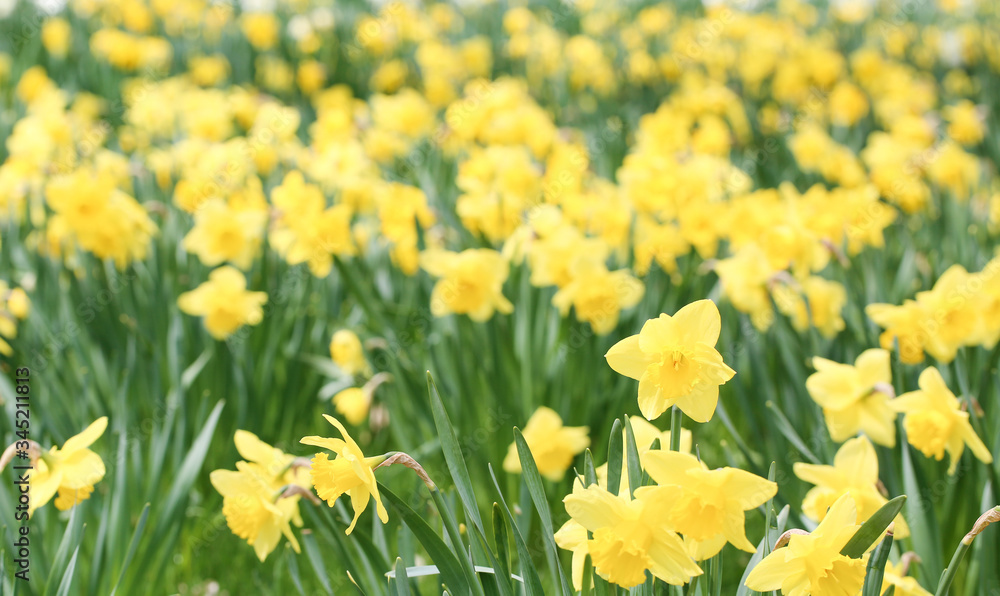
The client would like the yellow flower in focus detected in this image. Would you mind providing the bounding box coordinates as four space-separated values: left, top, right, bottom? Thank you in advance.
42 18 72 58
300 415 388 534
182 199 266 269
28 417 108 516
638 451 777 560
806 349 896 447
891 367 992 474
330 329 370 376
794 436 909 539
502 407 589 481
177 267 268 340
562 483 703 588
554 516 590 591
605 300 736 422
746 493 868 594
420 248 513 321
596 418 692 495
233 430 310 489
551 256 644 336
210 461 302 562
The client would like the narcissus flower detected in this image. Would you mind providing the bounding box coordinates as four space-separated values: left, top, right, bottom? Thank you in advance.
210 462 303 562
744 493 868 595
178 267 268 340
794 436 909 538
503 407 589 481
638 451 777 560
806 349 896 447
552 256 644 335
300 415 388 534
28 417 108 516
891 367 992 474
329 329 370 376
606 300 736 422
211 431 309 562
563 483 703 588
333 388 371 426
421 248 513 321
182 198 266 269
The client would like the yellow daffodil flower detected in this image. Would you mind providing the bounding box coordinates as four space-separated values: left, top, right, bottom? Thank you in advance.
892 367 993 474
606 300 736 422
806 349 896 447
329 329 370 376
638 451 777 560
503 406 589 481
420 248 514 321
29 417 108 516
300 415 388 534
178 266 268 340
794 436 909 538
563 483 703 588
745 493 868 595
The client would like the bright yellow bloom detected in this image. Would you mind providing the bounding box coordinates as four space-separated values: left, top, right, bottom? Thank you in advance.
891 367 993 474
182 199 266 269
241 13 279 50
806 349 896 447
866 300 930 364
29 417 108 516
554 515 590 591
300 415 388 534
329 330 370 376
745 493 868 595
210 462 302 562
420 248 513 321
774 276 847 338
503 407 589 481
562 483 703 588
333 388 371 426
552 256 644 335
596 418 692 495
606 300 736 422
41 18 72 58
638 451 776 560
211 431 309 561
177 267 268 340
914 265 981 363
794 436 909 539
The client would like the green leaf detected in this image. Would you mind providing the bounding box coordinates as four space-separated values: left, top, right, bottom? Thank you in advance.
427 372 484 532
862 531 895 596
44 505 84 596
392 558 412 596
513 427 572 596
492 503 511 585
606 419 624 496
284 545 307 596
488 465 546 596
110 503 150 596
54 546 80 596
623 417 643 497
841 496 907 559
379 484 473 596
302 530 335 595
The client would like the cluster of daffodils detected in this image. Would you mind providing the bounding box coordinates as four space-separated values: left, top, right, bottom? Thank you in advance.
868 256 1000 364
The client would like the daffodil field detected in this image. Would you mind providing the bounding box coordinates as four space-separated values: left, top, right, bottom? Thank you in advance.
2 0 1000 594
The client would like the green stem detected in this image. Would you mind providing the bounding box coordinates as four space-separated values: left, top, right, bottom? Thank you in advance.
670 406 683 452
935 540 971 596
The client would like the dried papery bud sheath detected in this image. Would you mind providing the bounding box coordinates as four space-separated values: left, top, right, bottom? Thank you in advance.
872 382 896 400
0 440 43 469
279 484 322 506
963 506 1000 545
774 529 810 549
898 552 921 576
374 452 436 490
362 371 393 394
